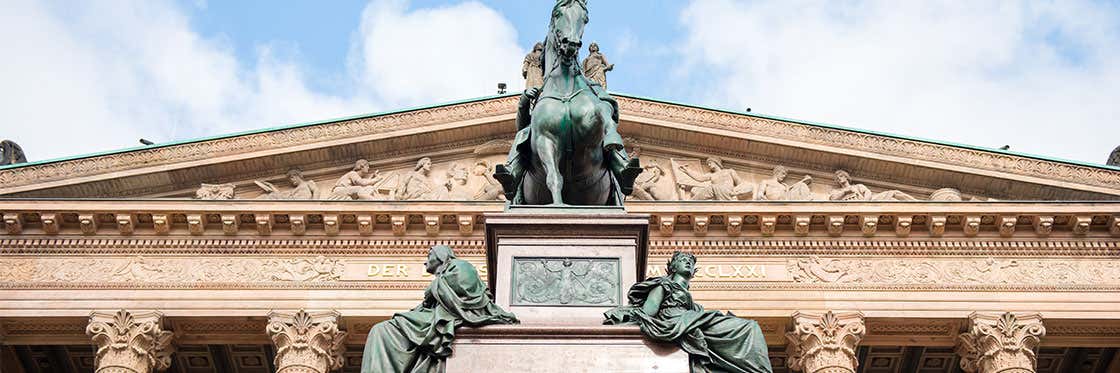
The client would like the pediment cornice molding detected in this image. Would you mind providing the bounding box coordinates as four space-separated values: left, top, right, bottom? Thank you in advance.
1 94 1117 199
615 96 1120 196
0 96 520 196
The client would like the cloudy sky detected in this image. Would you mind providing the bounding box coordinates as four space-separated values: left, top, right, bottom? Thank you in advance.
3 0 1119 165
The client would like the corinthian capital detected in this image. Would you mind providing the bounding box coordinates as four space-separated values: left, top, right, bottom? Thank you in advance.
956 312 1045 373
786 311 866 373
86 310 175 373
266 310 347 373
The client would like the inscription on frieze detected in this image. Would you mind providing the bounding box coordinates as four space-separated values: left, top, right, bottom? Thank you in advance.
511 257 621 306
341 260 488 282
646 260 792 282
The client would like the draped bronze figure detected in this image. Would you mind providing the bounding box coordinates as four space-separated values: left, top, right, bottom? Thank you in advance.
605 252 773 373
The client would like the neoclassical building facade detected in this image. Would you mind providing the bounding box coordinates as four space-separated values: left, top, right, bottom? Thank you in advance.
1 93 1118 373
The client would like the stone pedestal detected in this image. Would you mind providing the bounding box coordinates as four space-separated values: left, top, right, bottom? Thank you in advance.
484 206 650 325
447 325 688 373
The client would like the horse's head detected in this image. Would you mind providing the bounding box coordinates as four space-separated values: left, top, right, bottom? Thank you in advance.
550 0 588 59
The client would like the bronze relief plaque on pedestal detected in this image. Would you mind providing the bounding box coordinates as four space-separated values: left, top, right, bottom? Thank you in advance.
485 206 649 325
510 257 621 307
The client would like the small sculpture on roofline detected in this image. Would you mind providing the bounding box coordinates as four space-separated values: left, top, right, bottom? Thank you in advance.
0 140 27 166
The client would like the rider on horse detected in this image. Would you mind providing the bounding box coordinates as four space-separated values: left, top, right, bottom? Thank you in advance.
497 0 645 203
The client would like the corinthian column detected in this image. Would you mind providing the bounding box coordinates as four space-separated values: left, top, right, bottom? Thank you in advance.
86 310 175 373
266 310 347 373
956 312 1045 373
785 311 866 373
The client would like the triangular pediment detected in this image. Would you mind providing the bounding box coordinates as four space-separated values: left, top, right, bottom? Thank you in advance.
1 94 1118 201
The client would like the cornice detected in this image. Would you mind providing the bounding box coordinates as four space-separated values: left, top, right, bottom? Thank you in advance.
1 94 1117 201
1 200 1118 240
0 96 519 195
616 96 1120 194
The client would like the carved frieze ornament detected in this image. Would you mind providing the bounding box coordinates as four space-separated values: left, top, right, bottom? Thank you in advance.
86 310 176 373
267 310 346 373
194 183 235 200
786 311 866 373
827 169 916 201
956 312 1045 373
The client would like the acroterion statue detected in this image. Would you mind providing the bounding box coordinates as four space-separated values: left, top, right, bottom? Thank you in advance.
582 42 613 89
522 42 545 90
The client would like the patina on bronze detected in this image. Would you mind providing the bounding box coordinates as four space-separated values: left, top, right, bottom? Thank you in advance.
494 0 641 206
361 245 518 373
605 251 773 373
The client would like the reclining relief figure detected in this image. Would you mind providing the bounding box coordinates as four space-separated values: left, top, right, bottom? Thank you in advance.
361 245 518 373
604 251 773 373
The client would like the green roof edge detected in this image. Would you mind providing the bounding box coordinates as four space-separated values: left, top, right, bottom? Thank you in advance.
609 91 1120 172
3 91 1117 173
0 92 521 171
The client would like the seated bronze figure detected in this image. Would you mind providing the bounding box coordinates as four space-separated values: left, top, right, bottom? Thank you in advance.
605 251 773 373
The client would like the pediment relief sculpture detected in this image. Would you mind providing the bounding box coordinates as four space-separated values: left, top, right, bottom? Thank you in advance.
194 183 236 200
394 157 442 201
328 159 390 200
828 169 917 201
675 157 754 201
184 150 990 202
755 165 813 201
255 168 319 200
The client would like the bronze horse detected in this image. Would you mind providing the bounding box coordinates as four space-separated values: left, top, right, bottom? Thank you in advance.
497 0 639 206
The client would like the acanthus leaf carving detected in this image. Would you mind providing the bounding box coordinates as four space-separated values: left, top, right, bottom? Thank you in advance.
267 310 346 373
86 309 176 373
786 310 865 373
956 312 1045 373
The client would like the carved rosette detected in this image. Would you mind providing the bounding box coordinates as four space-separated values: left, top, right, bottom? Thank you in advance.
956 312 1045 373
86 310 175 373
786 311 866 373
266 310 346 373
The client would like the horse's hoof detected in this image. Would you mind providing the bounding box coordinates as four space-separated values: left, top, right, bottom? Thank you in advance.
618 159 643 195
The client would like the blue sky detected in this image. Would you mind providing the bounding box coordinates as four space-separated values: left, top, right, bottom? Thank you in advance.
3 0 1120 165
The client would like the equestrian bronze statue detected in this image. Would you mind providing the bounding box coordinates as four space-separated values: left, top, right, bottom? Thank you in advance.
494 0 641 206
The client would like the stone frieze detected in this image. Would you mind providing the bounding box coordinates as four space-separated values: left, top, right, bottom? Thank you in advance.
788 257 1120 285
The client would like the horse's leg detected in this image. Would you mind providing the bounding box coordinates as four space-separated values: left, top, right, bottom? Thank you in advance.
533 133 565 205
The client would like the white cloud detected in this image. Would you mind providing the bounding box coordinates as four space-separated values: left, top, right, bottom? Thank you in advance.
0 0 524 161
354 0 525 107
678 0 1120 165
